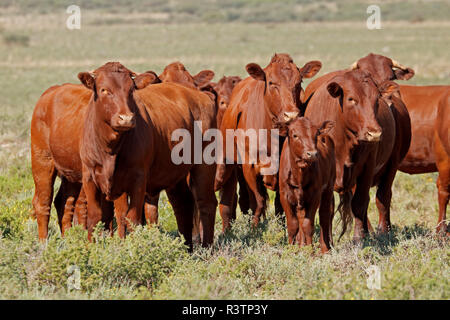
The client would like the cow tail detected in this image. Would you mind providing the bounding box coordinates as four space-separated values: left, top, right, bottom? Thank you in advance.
337 190 353 241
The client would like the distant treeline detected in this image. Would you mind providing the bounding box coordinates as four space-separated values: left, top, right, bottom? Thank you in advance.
1 0 449 23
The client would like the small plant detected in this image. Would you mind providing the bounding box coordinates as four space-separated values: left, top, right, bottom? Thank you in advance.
2 32 30 47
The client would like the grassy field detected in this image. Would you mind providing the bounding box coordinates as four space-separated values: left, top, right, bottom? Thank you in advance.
0 4 449 299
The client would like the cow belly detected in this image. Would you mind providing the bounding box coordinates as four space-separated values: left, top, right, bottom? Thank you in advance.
399 136 436 174
147 162 192 194
50 144 82 183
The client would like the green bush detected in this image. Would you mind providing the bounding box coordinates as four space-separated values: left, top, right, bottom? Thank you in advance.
0 223 190 298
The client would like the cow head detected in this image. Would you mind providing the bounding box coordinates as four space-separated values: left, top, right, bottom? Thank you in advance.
280 117 334 168
327 70 388 143
350 53 414 85
213 76 242 127
78 62 158 132
246 53 321 125
159 61 215 90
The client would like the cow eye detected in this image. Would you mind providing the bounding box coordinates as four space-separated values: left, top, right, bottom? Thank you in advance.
100 88 110 95
348 97 357 104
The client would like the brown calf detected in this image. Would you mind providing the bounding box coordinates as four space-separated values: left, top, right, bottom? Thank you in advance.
278 118 336 253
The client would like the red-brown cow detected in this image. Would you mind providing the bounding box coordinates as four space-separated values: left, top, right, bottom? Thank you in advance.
158 61 214 90
212 76 242 128
31 66 158 240
139 62 215 242
209 76 253 221
435 91 450 234
397 85 450 234
304 53 414 235
304 69 400 240
215 53 322 229
79 62 217 250
278 118 336 253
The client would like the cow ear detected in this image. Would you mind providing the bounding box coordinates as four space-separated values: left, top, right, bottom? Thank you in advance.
274 120 289 137
134 71 161 89
193 70 215 88
246 63 266 82
327 82 343 98
207 82 218 92
379 80 399 106
299 61 322 79
200 83 218 103
144 70 162 84
317 120 335 136
231 76 242 85
394 67 414 81
78 72 95 90
379 81 399 97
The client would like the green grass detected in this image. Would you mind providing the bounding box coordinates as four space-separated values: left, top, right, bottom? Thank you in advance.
0 8 449 299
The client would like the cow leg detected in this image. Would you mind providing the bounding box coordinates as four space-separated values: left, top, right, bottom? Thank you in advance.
436 178 449 235
125 177 146 232
83 177 104 241
74 187 87 228
319 188 334 253
218 167 237 232
279 192 298 245
296 206 307 246
114 193 128 238
215 163 235 191
144 194 159 225
242 165 266 226
352 177 372 242
190 164 217 247
435 137 450 235
54 178 81 236
31 152 56 241
302 199 320 248
100 196 115 236
375 164 397 234
192 203 203 245
167 179 195 252
237 168 250 215
275 190 284 218
54 179 68 233
248 186 257 214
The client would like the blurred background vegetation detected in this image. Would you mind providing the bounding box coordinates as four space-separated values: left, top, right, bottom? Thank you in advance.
1 0 449 23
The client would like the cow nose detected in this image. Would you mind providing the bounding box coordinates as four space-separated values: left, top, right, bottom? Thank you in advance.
305 151 317 159
283 111 298 122
118 114 134 126
365 131 382 142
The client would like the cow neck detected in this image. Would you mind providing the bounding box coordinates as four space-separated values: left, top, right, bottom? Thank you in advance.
82 102 129 192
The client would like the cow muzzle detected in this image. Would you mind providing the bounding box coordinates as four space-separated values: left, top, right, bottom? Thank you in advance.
305 150 318 160
112 114 135 131
364 130 382 142
283 111 299 123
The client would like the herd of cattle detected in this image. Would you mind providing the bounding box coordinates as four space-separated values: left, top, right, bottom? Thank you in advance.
30 53 449 253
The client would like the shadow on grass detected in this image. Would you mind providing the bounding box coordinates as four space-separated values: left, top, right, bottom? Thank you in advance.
360 223 433 255
215 212 436 257
215 213 278 247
